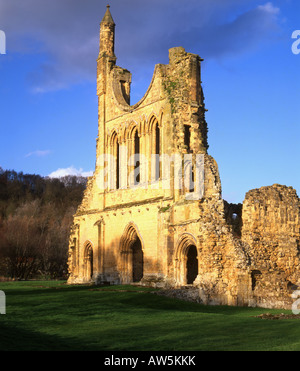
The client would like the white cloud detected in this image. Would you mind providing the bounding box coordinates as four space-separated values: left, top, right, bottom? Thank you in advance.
258 2 280 16
25 149 51 158
0 0 283 93
48 166 93 178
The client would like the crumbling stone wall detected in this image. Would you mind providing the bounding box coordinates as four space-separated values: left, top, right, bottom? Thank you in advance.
164 47 208 155
224 200 243 237
241 184 300 308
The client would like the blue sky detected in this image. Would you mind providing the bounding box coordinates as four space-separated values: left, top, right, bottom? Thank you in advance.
0 0 299 203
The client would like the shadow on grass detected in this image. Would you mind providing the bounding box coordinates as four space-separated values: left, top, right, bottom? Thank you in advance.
4 282 285 316
0 321 99 351
0 282 297 351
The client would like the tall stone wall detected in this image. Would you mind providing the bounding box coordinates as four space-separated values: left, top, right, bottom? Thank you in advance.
241 184 300 308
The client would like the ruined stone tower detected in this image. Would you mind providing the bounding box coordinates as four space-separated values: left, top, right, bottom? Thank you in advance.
68 6 300 309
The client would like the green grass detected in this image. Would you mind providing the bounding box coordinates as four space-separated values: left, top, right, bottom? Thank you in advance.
0 280 300 351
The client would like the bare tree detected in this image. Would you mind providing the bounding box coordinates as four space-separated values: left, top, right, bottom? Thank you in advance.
2 200 46 280
0 171 86 280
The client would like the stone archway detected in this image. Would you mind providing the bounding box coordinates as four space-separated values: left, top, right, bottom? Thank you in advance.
175 234 199 286
84 241 93 280
120 224 144 284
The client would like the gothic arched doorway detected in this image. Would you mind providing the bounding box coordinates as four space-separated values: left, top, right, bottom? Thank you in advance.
120 224 144 284
174 234 199 286
84 241 93 280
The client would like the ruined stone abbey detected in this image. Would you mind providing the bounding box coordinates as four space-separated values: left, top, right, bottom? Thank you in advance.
67 6 300 309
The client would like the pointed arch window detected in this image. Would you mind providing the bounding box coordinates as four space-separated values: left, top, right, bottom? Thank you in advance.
150 118 161 181
111 132 120 190
133 128 140 185
116 141 120 189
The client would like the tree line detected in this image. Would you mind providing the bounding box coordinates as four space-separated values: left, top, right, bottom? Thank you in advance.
0 167 86 280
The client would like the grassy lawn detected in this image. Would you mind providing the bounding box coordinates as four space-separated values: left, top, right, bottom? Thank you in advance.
0 280 300 351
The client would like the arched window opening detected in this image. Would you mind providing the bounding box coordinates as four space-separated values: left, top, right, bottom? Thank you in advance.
134 130 140 185
190 165 195 193
116 140 120 189
184 125 191 153
183 125 194 193
154 123 161 181
111 132 120 190
184 156 195 193
150 118 161 182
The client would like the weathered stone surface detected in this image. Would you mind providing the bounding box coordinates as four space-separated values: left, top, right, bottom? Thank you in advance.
241 184 300 308
67 6 300 310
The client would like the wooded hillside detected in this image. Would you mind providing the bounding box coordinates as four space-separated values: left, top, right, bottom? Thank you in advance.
0 167 86 280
